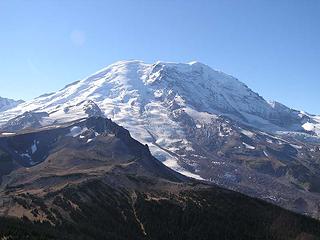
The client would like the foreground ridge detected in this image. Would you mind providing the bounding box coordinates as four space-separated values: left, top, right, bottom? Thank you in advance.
0 117 319 239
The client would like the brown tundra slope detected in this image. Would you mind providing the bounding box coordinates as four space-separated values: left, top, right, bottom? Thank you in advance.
0 117 319 240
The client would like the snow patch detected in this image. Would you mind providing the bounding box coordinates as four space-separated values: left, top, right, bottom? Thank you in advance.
31 140 37 154
0 132 16 136
243 142 255 150
184 107 217 123
241 129 255 138
290 144 303 149
266 138 273 144
302 122 315 131
68 126 87 137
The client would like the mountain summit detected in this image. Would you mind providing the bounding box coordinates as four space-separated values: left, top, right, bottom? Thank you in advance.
1 60 317 131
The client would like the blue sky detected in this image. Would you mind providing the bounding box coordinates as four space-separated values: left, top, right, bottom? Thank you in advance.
0 0 319 114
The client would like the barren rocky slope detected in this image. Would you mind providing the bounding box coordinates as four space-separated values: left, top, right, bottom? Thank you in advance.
0 117 319 239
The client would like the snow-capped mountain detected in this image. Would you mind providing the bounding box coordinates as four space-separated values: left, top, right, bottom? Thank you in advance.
0 60 317 131
0 96 24 112
1 60 320 217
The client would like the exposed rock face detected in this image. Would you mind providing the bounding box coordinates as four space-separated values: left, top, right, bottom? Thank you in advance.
83 100 104 117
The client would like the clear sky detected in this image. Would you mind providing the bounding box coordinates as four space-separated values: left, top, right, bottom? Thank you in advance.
0 0 319 114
